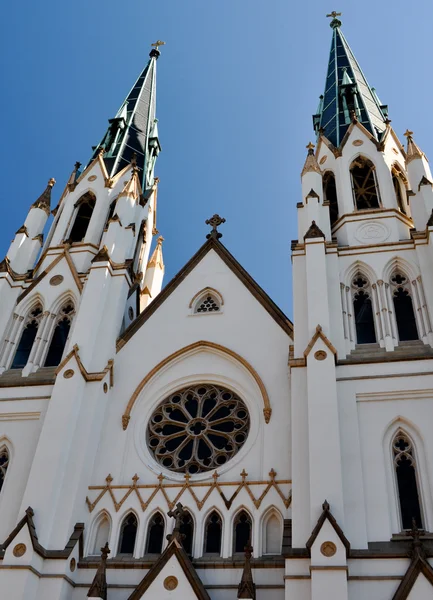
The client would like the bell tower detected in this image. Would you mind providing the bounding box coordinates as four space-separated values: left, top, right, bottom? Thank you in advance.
291 14 433 551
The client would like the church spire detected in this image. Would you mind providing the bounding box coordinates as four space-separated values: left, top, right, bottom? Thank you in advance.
90 43 162 190
313 14 388 147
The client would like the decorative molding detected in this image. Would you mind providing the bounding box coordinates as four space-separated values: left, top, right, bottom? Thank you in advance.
86 470 292 513
55 344 114 386
304 325 337 360
122 340 271 428
0 412 40 422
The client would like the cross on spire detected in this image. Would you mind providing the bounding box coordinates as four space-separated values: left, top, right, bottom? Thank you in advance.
326 10 342 28
206 214 226 240
151 40 166 50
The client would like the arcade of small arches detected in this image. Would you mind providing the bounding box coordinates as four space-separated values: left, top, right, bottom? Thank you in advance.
322 155 409 228
0 297 76 372
86 506 283 559
340 263 431 348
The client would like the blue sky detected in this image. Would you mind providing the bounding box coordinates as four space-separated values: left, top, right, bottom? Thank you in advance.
1 0 432 317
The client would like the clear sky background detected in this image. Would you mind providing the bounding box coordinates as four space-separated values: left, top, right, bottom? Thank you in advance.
1 0 432 318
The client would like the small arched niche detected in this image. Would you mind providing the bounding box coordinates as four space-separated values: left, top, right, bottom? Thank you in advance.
350 156 381 210
90 512 111 555
68 191 96 243
323 171 339 227
262 510 282 555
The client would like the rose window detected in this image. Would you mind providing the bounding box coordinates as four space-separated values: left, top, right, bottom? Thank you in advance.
147 384 250 474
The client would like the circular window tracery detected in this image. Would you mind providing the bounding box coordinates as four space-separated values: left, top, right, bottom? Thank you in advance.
147 384 250 474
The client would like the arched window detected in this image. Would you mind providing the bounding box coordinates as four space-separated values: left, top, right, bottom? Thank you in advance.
204 511 222 555
393 431 422 529
92 514 110 555
233 510 252 554
180 511 194 556
323 171 339 227
117 513 138 555
44 303 75 367
350 157 380 210
11 306 43 369
392 166 408 215
104 200 116 230
145 512 165 554
352 275 376 344
391 273 418 341
0 446 9 494
264 514 281 555
68 192 96 243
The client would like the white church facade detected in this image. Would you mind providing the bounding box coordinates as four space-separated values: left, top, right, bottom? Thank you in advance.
1 15 433 600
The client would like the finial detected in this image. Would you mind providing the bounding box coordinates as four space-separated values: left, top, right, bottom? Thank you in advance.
404 129 414 139
156 235 164 245
206 214 226 240
48 178 56 187
101 542 110 560
326 10 342 28
306 142 315 155
167 502 188 543
150 40 165 59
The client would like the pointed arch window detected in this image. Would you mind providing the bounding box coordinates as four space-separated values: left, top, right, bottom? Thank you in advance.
104 200 116 231
233 510 252 554
204 511 222 555
11 306 43 369
117 513 138 555
194 294 221 314
68 192 96 243
180 511 194 556
145 512 165 554
350 157 381 210
392 166 408 215
323 171 339 227
92 514 110 555
0 446 9 494
393 431 422 530
44 303 75 367
391 273 418 341
352 275 376 344
264 513 281 555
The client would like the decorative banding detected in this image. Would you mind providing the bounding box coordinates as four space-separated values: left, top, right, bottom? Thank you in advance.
122 341 271 429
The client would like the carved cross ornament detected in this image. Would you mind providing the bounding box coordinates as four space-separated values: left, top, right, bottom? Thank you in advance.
168 502 188 530
206 214 226 239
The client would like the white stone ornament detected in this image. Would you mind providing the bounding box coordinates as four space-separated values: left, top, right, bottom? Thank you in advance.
354 221 390 244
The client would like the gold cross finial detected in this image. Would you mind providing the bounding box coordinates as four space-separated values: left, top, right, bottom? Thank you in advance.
326 11 342 18
151 40 166 50
306 142 315 151
404 129 414 138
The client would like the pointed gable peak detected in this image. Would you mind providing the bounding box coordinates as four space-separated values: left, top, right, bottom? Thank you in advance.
404 129 425 164
31 178 55 215
313 18 388 148
306 499 350 555
147 236 164 269
301 143 321 177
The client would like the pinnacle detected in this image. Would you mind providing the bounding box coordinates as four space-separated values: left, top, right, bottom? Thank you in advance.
301 143 321 177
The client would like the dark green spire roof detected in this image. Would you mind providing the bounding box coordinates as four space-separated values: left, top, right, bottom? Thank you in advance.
313 19 388 147
91 48 161 189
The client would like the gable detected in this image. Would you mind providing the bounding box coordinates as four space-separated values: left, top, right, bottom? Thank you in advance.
117 237 293 351
128 541 210 600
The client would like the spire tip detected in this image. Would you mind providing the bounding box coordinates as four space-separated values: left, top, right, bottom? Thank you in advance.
326 11 342 28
